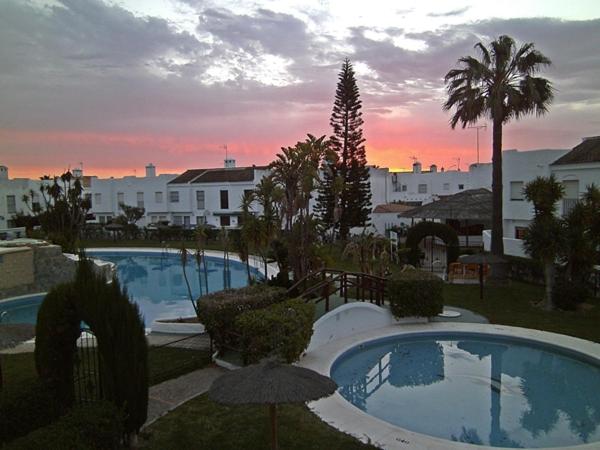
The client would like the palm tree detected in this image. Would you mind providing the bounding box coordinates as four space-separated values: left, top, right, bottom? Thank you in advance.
178 242 198 315
444 35 553 256
523 175 564 310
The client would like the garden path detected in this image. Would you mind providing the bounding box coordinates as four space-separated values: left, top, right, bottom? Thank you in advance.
144 365 225 428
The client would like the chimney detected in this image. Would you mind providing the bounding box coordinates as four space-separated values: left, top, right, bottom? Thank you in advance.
72 168 83 178
430 164 437 173
0 165 8 181
412 161 422 174
146 163 156 177
224 158 236 168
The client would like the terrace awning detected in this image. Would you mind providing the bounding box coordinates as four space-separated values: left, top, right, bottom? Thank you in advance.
400 188 492 222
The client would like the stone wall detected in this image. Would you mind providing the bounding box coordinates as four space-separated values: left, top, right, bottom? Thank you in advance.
0 247 34 290
0 243 77 300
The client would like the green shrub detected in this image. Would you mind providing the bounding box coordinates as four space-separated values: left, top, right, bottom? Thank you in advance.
35 259 148 437
34 283 81 410
552 276 589 311
0 380 63 444
235 299 315 364
388 269 444 318
506 255 545 284
4 401 124 450
197 285 287 351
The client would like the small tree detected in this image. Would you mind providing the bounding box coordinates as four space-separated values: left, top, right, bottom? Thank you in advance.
24 171 91 252
115 203 145 239
523 176 564 310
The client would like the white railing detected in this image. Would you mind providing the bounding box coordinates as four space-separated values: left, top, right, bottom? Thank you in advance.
0 227 27 240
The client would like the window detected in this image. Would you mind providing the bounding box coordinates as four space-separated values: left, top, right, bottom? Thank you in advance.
196 190 205 209
6 195 16 214
169 191 179 203
243 189 254 199
510 181 524 201
515 227 528 240
173 215 183 225
418 184 427 194
443 183 450 191
220 215 230 227
183 216 190 228
155 191 163 203
220 190 229 209
458 184 464 190
562 180 580 215
197 216 206 225
136 192 144 209
99 215 106 224
150 215 158 223
117 192 124 204
401 185 407 192
94 193 102 205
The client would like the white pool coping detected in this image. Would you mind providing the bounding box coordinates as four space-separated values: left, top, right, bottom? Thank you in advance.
297 322 600 450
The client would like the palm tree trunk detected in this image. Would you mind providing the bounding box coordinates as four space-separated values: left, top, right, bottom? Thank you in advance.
491 116 505 256
544 261 554 310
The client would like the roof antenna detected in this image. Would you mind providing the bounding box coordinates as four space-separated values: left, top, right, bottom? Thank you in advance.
467 124 487 164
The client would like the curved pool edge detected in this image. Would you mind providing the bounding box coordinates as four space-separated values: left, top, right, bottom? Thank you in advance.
297 322 600 450
86 247 280 280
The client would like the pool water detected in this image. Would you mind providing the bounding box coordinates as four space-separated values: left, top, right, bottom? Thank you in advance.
0 251 261 326
331 333 600 448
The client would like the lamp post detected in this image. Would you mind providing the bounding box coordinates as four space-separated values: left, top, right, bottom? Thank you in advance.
468 124 487 164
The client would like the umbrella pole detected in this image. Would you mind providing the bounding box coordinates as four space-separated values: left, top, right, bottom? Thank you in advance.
270 404 278 450
479 263 484 300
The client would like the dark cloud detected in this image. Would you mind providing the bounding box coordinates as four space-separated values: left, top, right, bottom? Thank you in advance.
428 7 470 17
0 0 598 170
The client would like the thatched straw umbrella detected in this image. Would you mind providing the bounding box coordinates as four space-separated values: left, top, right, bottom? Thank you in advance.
208 359 337 450
459 253 506 299
0 323 36 390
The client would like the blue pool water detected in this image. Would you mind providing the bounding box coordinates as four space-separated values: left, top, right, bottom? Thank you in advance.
0 251 261 326
331 333 600 448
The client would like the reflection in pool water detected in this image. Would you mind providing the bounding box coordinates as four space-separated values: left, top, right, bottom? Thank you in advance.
331 334 600 448
0 251 261 326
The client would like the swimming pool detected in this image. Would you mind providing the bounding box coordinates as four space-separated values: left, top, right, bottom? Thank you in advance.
0 249 262 326
331 332 600 448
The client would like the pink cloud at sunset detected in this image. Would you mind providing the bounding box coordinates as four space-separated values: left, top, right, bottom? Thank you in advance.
1 0 599 179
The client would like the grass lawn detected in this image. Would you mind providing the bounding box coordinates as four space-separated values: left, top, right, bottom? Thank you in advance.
140 394 377 450
444 281 600 343
1 346 211 399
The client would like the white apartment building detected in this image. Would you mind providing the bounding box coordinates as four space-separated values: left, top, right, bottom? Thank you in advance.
484 136 600 257
88 164 177 226
0 165 47 229
166 161 270 228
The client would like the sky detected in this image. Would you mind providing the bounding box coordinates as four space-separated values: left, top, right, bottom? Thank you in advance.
1 0 600 178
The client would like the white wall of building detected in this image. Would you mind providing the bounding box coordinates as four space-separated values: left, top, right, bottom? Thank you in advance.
89 165 177 226
0 166 47 229
501 149 569 240
386 162 492 204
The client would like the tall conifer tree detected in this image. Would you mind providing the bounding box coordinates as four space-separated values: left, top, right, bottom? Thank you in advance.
319 58 371 240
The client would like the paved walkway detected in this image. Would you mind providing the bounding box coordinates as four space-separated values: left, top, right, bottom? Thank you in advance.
144 365 225 429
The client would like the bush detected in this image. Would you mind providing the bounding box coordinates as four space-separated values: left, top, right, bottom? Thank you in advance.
388 269 444 318
197 285 288 351
235 299 315 364
552 276 589 311
0 380 63 444
4 401 124 450
35 259 148 437
506 255 545 284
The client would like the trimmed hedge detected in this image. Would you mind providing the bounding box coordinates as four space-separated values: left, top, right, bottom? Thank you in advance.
197 285 288 351
4 401 124 450
0 380 63 444
235 299 315 364
388 269 444 318
506 255 545 285
552 276 589 311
